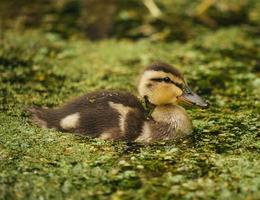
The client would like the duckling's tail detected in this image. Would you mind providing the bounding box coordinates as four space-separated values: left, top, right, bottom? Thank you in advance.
27 106 50 128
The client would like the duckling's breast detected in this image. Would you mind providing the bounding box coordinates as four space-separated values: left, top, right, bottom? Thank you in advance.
135 105 193 142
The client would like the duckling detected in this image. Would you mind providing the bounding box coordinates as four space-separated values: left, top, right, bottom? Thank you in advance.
28 62 207 142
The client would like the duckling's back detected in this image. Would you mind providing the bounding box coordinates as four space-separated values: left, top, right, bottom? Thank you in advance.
28 91 146 140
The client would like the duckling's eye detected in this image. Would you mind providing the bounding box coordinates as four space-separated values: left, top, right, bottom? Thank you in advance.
150 77 173 84
163 77 171 83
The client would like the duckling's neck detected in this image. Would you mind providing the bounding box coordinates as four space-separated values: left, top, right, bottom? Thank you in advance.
136 105 193 142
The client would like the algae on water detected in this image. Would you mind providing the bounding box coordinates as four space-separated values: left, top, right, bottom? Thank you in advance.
0 26 259 200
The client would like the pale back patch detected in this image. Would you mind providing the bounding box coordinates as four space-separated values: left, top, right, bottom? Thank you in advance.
109 102 133 134
135 122 152 142
60 112 80 130
99 132 113 140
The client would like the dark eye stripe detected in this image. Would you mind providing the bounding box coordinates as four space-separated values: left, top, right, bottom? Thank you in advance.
174 82 184 89
150 78 183 89
150 78 164 82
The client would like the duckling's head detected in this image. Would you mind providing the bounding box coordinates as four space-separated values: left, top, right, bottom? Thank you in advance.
138 62 208 108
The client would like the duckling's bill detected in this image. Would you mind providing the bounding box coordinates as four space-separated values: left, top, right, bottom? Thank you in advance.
177 86 208 108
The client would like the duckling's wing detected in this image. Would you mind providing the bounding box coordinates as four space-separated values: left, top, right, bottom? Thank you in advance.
28 91 146 140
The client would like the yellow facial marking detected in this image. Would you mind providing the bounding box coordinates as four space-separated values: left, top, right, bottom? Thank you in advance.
149 84 183 105
138 70 185 105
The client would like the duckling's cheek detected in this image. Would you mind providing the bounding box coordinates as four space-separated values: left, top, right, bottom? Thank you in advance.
172 85 183 97
150 85 175 104
168 85 183 104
